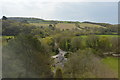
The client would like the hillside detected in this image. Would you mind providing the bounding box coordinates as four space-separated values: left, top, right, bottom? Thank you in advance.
6 17 77 24
7 17 44 23
2 16 115 26
2 16 119 78
2 16 118 35
82 21 116 27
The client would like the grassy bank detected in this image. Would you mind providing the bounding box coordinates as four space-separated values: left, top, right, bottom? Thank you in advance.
102 57 118 72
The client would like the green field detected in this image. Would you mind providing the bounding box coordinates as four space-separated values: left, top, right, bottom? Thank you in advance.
80 35 119 38
102 57 118 72
79 23 105 28
2 36 14 46
30 23 50 27
56 23 76 30
2 36 14 39
97 35 119 37
30 22 108 30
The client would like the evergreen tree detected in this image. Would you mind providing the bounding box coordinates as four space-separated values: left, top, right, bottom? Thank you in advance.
2 16 7 20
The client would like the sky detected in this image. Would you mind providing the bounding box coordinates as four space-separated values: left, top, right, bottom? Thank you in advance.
0 0 119 24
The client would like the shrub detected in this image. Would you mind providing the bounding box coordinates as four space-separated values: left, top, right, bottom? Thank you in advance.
3 34 53 78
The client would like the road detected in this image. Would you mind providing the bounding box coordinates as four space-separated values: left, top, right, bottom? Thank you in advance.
51 48 67 69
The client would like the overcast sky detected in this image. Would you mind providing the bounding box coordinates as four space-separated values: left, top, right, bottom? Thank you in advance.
0 0 119 24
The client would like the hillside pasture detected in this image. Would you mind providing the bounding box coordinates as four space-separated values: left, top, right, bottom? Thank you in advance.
30 22 107 30
102 57 118 72
79 23 106 28
80 35 119 38
56 23 76 30
30 23 50 27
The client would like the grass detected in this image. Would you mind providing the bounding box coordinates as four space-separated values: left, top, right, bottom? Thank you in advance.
2 36 14 39
2 36 14 46
30 23 76 30
97 35 119 37
56 23 105 30
30 23 49 27
56 23 76 30
101 57 118 72
79 23 105 28
80 35 119 38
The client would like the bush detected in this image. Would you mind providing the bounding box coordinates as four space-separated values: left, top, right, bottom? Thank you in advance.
86 35 99 50
55 68 63 78
63 49 117 78
110 37 120 53
3 34 53 78
59 37 71 51
98 36 111 52
70 37 84 51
